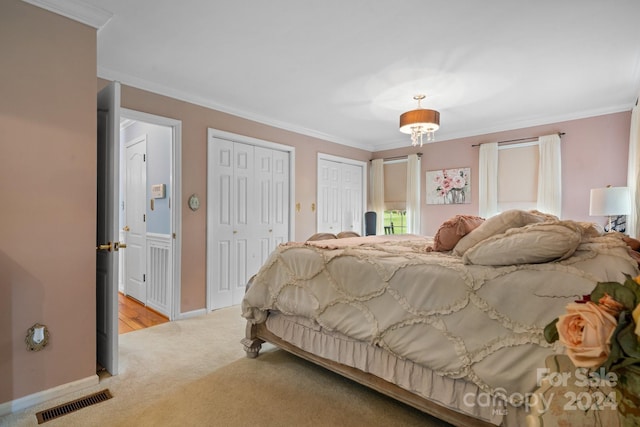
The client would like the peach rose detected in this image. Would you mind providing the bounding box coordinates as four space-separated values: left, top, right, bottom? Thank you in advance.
556 301 617 368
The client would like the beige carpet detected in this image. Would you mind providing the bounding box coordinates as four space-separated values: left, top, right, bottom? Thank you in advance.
1 306 451 427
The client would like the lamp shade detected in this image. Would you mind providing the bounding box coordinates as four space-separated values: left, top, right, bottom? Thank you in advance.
399 109 440 134
589 186 631 216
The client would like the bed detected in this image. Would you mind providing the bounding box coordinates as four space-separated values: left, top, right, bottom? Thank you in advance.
240 210 639 426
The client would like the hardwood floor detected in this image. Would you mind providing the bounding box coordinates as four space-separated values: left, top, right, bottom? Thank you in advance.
118 293 169 334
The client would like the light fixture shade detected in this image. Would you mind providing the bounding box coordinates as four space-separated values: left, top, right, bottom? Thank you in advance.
399 109 440 134
589 186 631 216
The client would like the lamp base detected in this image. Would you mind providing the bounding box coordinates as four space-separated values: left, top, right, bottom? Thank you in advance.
604 215 627 233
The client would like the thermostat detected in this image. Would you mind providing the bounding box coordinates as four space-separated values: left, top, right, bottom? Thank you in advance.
151 184 166 199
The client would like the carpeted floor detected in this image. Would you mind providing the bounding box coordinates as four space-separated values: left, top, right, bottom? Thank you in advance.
1 306 452 427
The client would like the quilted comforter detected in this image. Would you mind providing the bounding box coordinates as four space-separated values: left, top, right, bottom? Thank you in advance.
241 228 638 400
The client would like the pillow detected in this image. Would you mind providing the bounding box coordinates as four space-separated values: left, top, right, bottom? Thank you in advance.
337 231 360 239
432 215 485 251
452 210 551 256
306 232 337 241
462 221 583 266
578 222 604 238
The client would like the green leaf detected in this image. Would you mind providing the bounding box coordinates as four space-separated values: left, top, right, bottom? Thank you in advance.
616 312 640 359
544 318 559 343
622 275 640 305
591 282 638 311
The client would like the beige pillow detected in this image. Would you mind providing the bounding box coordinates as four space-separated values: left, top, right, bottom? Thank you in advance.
452 210 552 256
306 232 337 241
337 231 360 238
432 215 485 251
462 221 583 266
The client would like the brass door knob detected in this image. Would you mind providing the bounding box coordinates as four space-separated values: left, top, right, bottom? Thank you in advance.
123 226 130 231
97 243 112 252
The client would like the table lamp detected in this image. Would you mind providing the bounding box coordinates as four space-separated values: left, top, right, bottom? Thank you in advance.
589 186 631 232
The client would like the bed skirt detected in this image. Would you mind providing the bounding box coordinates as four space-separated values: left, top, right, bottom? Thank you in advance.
247 311 531 427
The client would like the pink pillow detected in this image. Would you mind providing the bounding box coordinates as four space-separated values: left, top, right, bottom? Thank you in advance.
432 215 485 251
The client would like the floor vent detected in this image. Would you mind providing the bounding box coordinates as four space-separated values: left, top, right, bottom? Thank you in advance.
35 389 112 424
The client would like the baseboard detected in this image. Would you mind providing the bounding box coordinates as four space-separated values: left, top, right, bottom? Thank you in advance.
0 374 99 417
177 308 206 320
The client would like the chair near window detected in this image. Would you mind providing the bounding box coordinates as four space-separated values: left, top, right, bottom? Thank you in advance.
364 211 377 236
384 223 394 235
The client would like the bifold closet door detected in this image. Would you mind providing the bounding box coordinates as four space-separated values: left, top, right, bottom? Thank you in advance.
207 138 290 310
317 158 363 235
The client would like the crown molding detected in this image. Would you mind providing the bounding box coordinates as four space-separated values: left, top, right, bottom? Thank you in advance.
22 0 113 30
98 66 373 152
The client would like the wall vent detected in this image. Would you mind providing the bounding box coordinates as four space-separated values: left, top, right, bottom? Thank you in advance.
35 389 112 423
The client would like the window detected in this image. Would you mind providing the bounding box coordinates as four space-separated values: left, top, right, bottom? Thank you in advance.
383 210 406 234
383 161 407 234
497 142 538 212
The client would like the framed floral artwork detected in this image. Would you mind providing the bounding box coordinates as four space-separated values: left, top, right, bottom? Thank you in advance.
426 167 471 205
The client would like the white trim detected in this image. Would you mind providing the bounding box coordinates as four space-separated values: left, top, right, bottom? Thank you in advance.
145 233 172 317
0 374 98 416
22 0 113 30
177 308 207 320
120 108 182 321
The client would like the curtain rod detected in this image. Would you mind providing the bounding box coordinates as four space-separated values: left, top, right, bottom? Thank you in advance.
471 132 565 148
370 152 422 162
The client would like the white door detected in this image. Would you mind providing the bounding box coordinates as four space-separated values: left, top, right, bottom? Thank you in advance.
124 136 147 303
317 158 341 233
96 81 121 375
207 135 291 310
270 149 290 253
208 139 255 309
317 156 366 235
254 147 289 266
341 163 362 233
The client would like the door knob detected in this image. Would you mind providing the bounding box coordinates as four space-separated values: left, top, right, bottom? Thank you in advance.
97 242 112 252
114 242 127 251
123 225 130 231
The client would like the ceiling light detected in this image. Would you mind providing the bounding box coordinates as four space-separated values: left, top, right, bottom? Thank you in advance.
399 94 440 147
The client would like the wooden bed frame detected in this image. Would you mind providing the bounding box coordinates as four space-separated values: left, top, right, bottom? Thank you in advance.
242 320 494 427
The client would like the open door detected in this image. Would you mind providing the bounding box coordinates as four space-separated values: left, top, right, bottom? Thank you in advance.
96 81 121 375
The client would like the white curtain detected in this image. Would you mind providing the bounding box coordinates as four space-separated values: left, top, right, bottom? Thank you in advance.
478 142 498 218
370 159 385 235
627 104 640 237
406 154 420 234
537 134 562 217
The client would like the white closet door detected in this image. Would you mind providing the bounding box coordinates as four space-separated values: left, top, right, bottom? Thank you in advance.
317 158 364 234
342 163 362 233
208 138 235 309
254 146 289 269
232 142 256 306
208 136 290 309
271 149 290 249
253 146 273 288
317 158 341 233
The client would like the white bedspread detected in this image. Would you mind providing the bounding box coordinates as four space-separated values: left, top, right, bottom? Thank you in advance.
242 232 638 399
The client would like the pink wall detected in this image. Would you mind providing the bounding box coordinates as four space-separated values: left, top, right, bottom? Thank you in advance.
0 1 97 404
375 112 632 235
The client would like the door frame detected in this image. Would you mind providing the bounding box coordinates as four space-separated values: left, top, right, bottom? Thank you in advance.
205 128 295 312
121 108 182 321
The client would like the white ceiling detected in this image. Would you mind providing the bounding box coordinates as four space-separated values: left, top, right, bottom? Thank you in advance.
33 0 640 151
